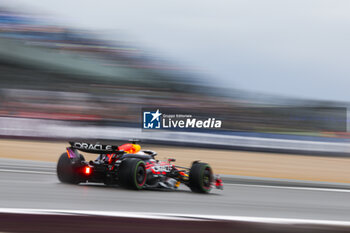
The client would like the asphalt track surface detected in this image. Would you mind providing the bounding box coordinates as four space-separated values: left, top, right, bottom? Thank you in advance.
1 159 350 222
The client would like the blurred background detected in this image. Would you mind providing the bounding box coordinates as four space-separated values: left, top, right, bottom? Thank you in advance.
0 1 350 153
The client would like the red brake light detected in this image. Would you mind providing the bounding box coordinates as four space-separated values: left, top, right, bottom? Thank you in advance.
85 166 91 175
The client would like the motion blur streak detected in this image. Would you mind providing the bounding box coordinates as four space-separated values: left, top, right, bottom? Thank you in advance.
0 5 348 139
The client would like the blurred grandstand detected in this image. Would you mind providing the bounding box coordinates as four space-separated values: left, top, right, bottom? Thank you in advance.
0 6 347 136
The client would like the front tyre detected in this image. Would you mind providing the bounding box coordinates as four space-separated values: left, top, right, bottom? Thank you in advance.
189 162 213 193
57 152 83 184
118 158 147 190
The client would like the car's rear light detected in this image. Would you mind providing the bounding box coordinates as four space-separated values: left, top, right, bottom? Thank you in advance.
85 166 91 175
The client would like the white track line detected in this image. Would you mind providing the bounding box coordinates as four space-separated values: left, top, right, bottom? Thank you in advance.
226 183 350 193
0 208 350 226
0 169 54 175
0 208 200 221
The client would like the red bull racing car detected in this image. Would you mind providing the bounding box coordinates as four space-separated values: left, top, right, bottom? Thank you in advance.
57 141 223 193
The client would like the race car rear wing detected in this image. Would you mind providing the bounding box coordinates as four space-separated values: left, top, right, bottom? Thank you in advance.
69 142 123 154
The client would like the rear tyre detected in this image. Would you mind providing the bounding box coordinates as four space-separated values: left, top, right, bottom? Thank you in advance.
189 162 213 193
57 152 82 184
118 158 147 190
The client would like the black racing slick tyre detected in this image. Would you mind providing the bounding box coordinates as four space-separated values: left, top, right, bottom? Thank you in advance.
189 162 213 193
57 152 84 184
118 158 147 190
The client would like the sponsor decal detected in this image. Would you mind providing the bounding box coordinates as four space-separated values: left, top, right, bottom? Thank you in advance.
152 164 172 173
73 142 112 151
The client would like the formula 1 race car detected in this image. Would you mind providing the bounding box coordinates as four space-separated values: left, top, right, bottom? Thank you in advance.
57 141 223 193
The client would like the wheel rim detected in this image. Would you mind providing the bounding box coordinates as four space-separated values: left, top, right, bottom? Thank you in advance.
136 163 146 187
202 167 212 190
